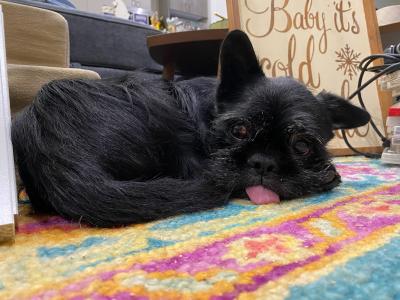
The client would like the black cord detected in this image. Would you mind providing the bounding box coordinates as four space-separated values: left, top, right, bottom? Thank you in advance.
341 53 399 158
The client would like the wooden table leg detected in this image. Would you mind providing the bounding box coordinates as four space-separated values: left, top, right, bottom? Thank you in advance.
162 62 175 81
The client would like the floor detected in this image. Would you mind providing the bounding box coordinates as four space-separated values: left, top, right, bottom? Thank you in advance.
0 156 399 300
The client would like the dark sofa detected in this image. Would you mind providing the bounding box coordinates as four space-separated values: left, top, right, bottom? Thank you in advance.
8 0 163 78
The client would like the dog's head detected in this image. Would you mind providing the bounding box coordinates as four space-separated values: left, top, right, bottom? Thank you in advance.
209 30 370 204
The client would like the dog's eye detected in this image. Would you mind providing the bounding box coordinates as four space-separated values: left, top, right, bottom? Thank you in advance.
232 124 250 140
293 140 311 155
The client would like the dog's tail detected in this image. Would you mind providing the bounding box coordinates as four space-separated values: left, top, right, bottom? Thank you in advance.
12 112 230 228
13 129 229 227
13 141 230 227
14 146 230 227
49 177 230 227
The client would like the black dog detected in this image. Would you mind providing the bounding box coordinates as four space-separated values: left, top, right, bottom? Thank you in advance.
11 31 370 227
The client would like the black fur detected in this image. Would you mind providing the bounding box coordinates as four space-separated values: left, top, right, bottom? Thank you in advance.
12 30 370 227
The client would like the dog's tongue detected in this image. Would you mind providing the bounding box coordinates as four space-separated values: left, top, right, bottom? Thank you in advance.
246 185 280 205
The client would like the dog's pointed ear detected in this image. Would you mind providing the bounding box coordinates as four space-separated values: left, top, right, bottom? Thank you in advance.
317 92 371 129
217 30 264 102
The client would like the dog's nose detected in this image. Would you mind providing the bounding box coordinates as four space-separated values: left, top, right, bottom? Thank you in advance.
247 153 278 174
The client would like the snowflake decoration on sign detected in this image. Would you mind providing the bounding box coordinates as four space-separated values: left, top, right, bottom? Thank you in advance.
335 44 361 80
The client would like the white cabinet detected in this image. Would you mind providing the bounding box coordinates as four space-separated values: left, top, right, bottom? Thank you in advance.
0 5 17 242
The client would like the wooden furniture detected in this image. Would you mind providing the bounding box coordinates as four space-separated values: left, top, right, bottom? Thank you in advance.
147 29 228 80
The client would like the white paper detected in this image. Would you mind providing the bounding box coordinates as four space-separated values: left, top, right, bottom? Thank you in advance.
0 5 17 226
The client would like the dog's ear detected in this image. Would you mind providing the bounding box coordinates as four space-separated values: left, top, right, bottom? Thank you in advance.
217 30 264 105
317 92 371 129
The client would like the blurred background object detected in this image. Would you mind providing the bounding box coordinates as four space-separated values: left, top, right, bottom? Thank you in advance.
209 13 227 29
376 0 400 9
12 1 400 31
65 0 228 31
7 0 162 78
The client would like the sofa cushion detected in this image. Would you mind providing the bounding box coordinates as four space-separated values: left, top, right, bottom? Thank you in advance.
1 1 70 67
8 64 100 114
65 11 162 71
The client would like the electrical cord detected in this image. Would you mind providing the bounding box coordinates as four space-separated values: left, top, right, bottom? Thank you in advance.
341 53 400 158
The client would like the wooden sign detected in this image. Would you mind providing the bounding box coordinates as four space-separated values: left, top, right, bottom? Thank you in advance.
227 0 392 155
0 5 17 242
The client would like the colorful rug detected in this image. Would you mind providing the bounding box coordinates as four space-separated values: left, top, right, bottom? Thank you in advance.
0 157 400 300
